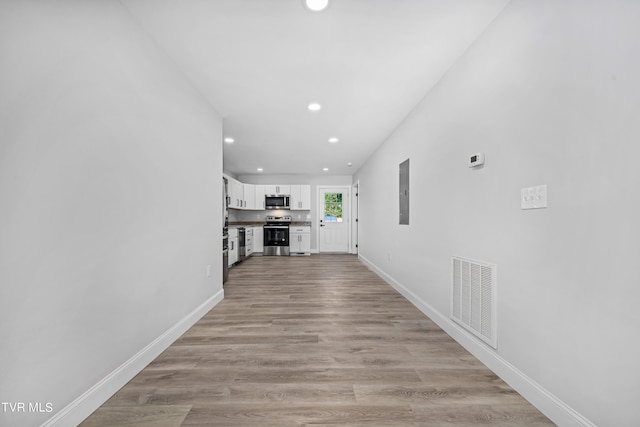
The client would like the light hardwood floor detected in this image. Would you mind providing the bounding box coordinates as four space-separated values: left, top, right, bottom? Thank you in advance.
81 254 554 426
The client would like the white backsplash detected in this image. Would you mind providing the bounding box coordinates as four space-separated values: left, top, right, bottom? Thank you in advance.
229 209 310 222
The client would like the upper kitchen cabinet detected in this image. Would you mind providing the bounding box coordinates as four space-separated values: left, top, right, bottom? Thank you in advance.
290 185 311 210
265 185 290 195
254 185 265 210
228 177 244 209
243 183 256 210
227 179 309 210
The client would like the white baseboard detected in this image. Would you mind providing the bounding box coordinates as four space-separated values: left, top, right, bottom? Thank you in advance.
358 254 594 427
41 289 225 427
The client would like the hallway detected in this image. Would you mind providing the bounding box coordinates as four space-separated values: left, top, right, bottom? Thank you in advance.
81 255 552 426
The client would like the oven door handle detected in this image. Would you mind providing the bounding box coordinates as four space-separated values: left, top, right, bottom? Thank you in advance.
264 225 289 229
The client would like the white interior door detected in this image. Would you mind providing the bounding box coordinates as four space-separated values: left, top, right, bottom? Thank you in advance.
318 187 350 253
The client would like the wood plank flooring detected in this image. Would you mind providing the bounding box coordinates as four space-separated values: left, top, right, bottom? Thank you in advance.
81 254 553 426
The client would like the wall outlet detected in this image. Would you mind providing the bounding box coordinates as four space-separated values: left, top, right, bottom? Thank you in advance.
388 252 391 261
206 265 211 278
521 184 547 210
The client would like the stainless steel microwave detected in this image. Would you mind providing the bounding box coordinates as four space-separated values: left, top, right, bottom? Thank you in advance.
265 195 290 210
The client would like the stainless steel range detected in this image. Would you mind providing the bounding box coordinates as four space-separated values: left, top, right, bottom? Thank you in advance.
263 215 291 256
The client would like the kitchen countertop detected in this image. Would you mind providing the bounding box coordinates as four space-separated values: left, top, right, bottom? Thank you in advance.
229 221 312 227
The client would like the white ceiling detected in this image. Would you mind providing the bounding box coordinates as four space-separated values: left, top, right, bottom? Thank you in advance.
122 0 510 176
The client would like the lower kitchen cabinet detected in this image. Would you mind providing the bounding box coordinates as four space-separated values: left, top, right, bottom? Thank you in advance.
246 227 253 256
290 226 310 255
252 226 264 254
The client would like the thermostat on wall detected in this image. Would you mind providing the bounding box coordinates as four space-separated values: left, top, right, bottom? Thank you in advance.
469 152 485 168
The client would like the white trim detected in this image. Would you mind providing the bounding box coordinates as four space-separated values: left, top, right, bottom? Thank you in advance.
41 289 225 427
351 180 359 255
358 254 595 427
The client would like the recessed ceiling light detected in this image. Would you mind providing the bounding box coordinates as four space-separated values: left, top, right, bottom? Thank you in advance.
304 0 329 12
347 162 353 167
308 102 322 112
322 167 329 171
257 168 263 172
328 137 339 144
224 137 234 144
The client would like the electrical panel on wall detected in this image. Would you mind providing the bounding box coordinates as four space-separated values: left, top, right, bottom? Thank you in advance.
399 159 409 225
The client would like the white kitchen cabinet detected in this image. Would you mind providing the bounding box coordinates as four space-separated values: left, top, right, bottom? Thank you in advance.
290 185 311 210
290 226 310 255
252 226 264 253
228 228 239 265
245 227 254 256
254 185 265 210
243 184 256 210
265 185 291 195
227 178 244 209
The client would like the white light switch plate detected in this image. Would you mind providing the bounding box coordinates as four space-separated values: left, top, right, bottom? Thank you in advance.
521 185 547 210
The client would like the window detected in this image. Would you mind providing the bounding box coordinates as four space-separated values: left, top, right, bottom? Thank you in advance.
324 193 343 222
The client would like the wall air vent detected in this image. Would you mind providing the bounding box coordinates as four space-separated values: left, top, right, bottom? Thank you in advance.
452 256 497 349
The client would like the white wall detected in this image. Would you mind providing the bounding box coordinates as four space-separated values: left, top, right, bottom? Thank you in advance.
236 174 353 251
0 1 223 425
355 1 640 426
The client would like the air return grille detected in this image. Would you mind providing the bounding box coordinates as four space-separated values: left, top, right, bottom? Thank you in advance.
452 257 497 348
